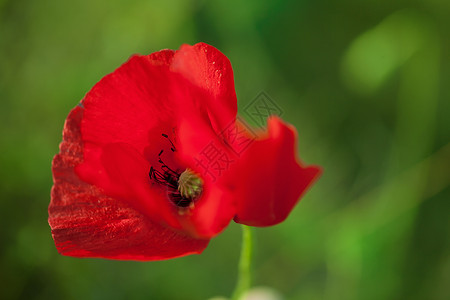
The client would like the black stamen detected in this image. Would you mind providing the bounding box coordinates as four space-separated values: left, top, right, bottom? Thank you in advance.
148 133 194 208
161 133 176 152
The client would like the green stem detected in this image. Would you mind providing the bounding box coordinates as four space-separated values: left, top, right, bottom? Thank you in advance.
231 225 253 300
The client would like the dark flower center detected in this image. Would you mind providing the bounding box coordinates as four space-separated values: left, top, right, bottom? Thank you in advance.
149 134 203 211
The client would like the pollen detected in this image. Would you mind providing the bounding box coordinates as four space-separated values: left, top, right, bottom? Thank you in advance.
178 168 203 200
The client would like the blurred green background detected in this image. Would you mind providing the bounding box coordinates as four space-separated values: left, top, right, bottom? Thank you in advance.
1 0 449 299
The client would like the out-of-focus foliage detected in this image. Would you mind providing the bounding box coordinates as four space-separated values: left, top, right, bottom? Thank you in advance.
0 0 449 299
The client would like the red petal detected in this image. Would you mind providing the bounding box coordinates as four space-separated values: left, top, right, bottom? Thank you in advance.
175 115 237 238
171 43 238 132
80 43 237 156
76 142 184 230
232 117 322 226
80 53 177 157
76 50 184 230
49 106 209 260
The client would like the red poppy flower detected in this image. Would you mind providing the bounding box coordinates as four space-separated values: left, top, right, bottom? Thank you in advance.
49 43 321 260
